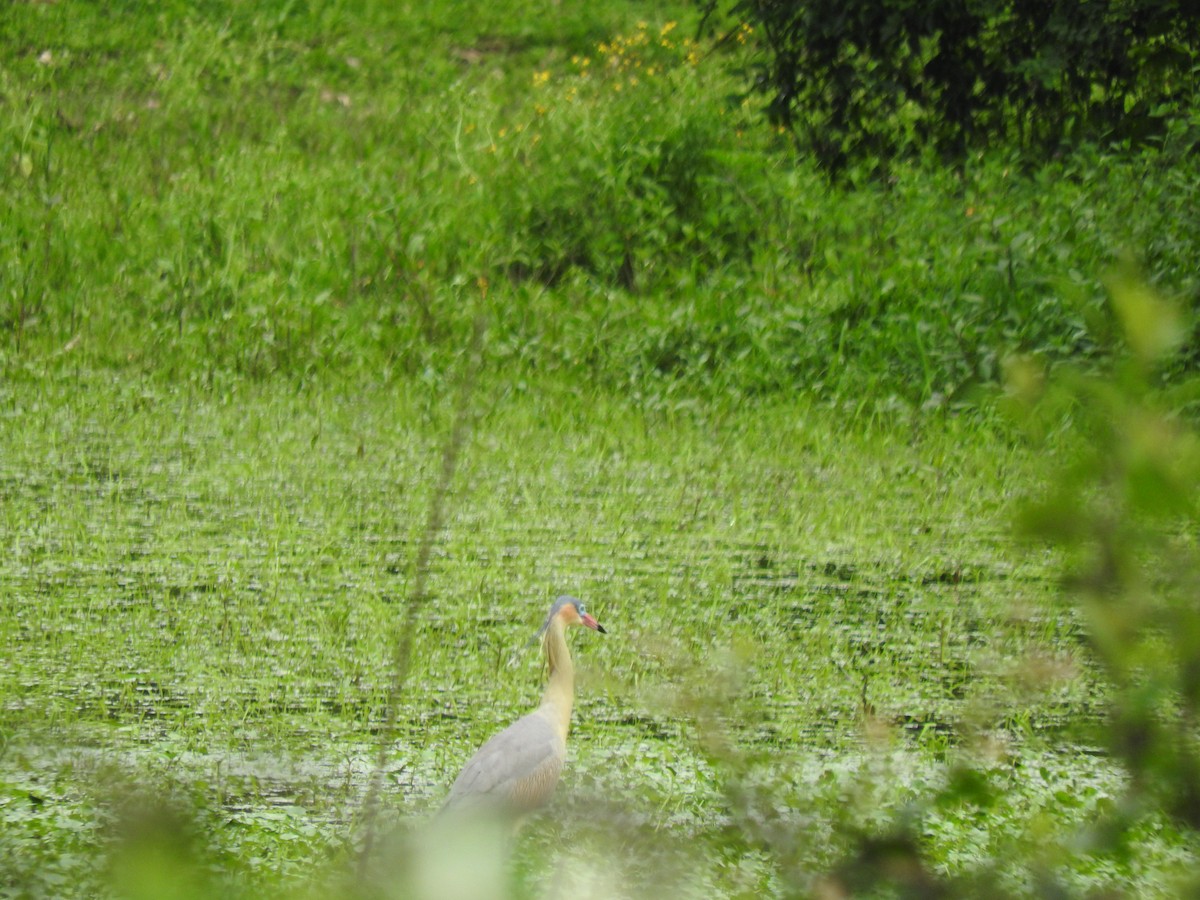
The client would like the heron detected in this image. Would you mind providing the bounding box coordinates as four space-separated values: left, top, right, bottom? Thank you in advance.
440 595 607 820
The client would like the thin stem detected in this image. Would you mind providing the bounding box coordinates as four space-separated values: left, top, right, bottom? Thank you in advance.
356 313 486 879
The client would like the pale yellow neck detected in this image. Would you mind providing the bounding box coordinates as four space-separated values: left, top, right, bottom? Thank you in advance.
538 618 574 740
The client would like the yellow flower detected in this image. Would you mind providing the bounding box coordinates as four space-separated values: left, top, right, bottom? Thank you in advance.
532 70 551 86
661 21 677 35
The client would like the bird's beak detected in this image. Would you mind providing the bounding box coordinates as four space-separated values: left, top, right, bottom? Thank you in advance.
581 613 607 634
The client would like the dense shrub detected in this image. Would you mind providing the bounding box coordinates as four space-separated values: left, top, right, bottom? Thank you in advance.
699 0 1200 170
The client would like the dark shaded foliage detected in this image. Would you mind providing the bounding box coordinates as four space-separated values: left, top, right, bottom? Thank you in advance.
699 0 1200 170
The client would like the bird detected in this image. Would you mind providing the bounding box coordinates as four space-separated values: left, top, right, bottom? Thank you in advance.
440 595 607 822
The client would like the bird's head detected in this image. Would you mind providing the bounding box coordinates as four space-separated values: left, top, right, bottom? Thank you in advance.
535 595 607 640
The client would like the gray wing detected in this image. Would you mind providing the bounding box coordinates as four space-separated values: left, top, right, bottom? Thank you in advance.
443 711 565 813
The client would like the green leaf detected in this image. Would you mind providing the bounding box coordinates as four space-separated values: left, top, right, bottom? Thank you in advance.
1107 270 1185 364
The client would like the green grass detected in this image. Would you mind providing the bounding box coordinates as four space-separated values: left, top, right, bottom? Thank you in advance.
3 2 1198 407
3 0 1200 897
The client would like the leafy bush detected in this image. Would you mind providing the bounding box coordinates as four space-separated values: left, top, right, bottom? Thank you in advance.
1016 274 1200 828
699 0 1200 170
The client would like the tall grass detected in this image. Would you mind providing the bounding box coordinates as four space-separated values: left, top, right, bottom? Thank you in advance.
3 2 1197 410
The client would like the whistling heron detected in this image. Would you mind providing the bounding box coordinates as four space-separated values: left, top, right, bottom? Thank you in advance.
440 595 606 819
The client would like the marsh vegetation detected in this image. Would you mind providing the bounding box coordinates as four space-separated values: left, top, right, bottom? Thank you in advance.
2 1 1199 897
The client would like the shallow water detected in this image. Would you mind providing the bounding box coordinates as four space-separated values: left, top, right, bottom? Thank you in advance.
1 382 1130 894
